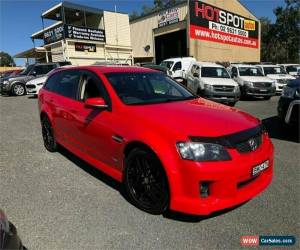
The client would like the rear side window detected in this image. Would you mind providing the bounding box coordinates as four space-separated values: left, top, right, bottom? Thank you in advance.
44 70 81 100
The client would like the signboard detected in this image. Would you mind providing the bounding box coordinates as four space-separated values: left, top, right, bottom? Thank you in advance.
158 8 179 28
65 25 106 42
43 25 64 45
189 1 259 48
75 42 96 52
43 25 106 45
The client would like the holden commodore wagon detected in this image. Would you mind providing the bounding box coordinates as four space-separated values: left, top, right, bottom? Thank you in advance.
38 66 274 215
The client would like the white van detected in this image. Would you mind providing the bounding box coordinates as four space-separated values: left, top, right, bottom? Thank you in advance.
228 64 276 100
256 64 295 93
160 57 196 84
186 62 240 106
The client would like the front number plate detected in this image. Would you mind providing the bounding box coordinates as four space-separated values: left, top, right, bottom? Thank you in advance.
252 160 269 176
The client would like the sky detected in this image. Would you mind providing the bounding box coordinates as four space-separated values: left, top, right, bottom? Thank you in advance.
0 0 285 66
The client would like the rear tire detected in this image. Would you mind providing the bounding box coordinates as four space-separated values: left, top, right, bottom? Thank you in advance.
124 148 169 214
41 116 57 152
228 102 236 107
12 83 26 96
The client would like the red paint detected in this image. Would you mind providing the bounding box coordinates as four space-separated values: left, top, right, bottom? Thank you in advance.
39 66 273 215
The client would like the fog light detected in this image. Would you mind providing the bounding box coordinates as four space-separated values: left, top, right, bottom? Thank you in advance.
200 182 209 198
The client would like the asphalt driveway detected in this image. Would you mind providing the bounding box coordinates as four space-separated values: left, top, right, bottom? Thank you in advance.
0 95 299 249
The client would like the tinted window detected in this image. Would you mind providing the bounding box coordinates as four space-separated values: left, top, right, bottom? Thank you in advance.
34 65 56 75
239 67 264 76
44 70 81 99
173 62 182 71
160 61 174 70
231 67 238 77
105 72 195 105
201 67 230 78
263 66 286 75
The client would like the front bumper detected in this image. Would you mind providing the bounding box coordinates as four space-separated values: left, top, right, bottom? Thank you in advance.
167 133 274 215
242 85 276 96
203 88 240 104
275 83 286 93
0 83 12 94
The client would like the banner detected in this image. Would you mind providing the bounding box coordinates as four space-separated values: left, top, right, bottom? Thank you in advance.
189 1 259 48
43 25 106 45
75 42 96 52
158 8 179 28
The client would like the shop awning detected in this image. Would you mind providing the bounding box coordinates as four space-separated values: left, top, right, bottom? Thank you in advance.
14 47 48 59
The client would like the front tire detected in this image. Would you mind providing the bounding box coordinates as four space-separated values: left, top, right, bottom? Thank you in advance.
12 83 26 96
124 148 169 214
41 116 57 152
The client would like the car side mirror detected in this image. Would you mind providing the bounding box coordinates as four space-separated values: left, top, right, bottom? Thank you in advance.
85 97 108 109
30 71 37 76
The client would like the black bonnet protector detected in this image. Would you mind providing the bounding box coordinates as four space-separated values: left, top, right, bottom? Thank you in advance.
190 124 265 149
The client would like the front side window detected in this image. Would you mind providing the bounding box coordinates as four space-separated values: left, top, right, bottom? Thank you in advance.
105 72 195 105
172 62 182 71
19 64 34 75
201 67 230 78
160 61 174 70
238 67 264 76
263 66 286 75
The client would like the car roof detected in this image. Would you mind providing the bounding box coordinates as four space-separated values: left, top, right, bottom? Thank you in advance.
53 65 157 74
256 64 280 67
196 62 224 67
231 64 260 67
162 57 195 62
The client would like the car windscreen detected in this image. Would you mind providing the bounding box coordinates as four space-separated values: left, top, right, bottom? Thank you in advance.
239 67 264 76
160 61 174 70
201 67 230 78
105 72 196 105
263 66 286 75
286 65 299 73
19 64 34 75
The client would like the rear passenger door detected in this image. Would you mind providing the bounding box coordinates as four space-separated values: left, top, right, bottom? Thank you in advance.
43 70 81 146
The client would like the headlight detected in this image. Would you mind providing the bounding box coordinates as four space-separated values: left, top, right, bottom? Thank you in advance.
2 80 9 85
282 86 295 98
176 142 231 162
234 85 240 92
244 81 253 87
37 82 44 86
204 84 213 91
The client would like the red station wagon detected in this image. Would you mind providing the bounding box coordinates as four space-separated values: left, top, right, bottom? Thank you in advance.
38 66 274 215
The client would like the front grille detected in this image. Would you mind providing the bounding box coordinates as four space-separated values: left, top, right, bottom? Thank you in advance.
253 82 272 88
213 85 234 92
26 84 35 89
190 124 264 154
235 135 262 153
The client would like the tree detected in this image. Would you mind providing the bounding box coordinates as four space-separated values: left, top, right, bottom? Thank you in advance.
260 0 300 63
0 51 16 67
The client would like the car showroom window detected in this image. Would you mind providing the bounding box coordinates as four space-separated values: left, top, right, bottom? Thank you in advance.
173 62 182 71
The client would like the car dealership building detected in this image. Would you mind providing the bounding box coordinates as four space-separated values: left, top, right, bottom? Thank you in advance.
15 1 133 65
130 0 261 64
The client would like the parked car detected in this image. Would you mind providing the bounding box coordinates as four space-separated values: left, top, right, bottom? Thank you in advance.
277 78 299 125
256 64 295 93
0 69 23 79
26 65 74 97
279 64 300 77
140 63 171 76
228 64 276 99
0 209 26 249
39 65 273 216
0 62 71 96
160 57 196 84
186 62 240 106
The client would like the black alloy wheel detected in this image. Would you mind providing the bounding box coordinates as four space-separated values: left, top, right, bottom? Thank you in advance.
41 116 57 152
124 148 169 214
